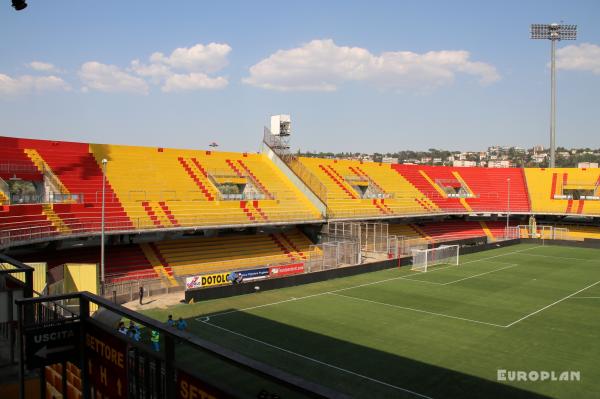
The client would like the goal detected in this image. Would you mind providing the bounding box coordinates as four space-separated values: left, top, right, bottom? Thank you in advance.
411 245 459 272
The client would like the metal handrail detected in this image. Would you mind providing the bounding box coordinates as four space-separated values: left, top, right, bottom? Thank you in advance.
15 292 347 398
0 162 39 174
1 202 593 250
262 131 329 202
32 288 80 319
0 210 324 248
287 157 329 201
48 192 84 204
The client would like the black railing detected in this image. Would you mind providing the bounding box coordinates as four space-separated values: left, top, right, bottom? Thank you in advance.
16 291 349 399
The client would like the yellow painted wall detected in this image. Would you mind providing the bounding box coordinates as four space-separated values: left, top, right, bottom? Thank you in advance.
29 262 47 295
0 262 46 295
64 263 98 294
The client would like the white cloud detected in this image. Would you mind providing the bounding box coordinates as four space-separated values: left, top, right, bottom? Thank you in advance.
243 39 500 91
79 61 149 94
162 73 228 92
129 59 172 82
27 61 61 73
556 43 600 75
0 73 70 95
79 42 231 94
127 42 231 92
149 43 231 73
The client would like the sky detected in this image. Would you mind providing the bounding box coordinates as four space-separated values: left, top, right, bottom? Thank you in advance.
0 0 599 153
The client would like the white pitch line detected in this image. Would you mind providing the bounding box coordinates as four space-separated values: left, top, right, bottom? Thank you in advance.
200 319 434 399
568 296 600 299
518 253 599 262
504 280 600 328
460 245 542 265
440 264 518 285
334 247 539 291
394 276 442 285
329 292 507 328
196 291 331 319
197 245 541 320
398 263 517 286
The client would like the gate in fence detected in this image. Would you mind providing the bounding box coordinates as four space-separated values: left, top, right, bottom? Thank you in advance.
323 221 390 260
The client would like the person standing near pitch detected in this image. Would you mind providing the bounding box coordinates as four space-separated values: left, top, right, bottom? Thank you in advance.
139 285 144 305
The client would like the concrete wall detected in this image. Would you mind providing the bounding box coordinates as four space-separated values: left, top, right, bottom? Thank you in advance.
186 258 403 302
260 143 327 216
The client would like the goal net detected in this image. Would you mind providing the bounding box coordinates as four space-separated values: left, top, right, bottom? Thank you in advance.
411 245 459 272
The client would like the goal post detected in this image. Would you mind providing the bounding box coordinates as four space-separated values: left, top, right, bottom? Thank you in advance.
411 245 459 272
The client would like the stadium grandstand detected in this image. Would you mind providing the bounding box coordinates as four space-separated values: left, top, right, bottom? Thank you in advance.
0 130 598 297
2 132 600 286
2 126 600 398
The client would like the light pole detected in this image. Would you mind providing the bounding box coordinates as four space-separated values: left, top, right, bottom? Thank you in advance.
506 178 511 234
530 23 577 168
100 158 107 290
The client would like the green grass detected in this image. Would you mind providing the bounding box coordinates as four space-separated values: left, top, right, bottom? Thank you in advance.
143 243 600 398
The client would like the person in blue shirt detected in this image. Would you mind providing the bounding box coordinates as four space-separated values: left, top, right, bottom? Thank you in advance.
176 317 188 331
228 271 243 284
227 272 235 283
127 321 136 339
133 326 141 342
166 314 175 327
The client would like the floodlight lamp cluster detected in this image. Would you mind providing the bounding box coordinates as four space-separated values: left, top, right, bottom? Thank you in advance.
530 24 577 40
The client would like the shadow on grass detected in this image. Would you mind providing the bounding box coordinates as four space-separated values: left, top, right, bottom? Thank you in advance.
174 310 550 399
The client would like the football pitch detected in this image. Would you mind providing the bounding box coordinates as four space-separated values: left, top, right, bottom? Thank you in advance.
143 243 600 398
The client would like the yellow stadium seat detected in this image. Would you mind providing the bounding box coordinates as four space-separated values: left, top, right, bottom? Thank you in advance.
90 144 322 228
525 168 600 215
154 228 318 276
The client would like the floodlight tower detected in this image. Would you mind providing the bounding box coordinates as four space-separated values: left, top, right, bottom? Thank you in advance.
530 23 577 168
270 114 292 151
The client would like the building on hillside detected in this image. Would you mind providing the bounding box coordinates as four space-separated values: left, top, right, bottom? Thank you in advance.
578 162 599 168
488 160 512 168
381 157 398 164
453 160 477 167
